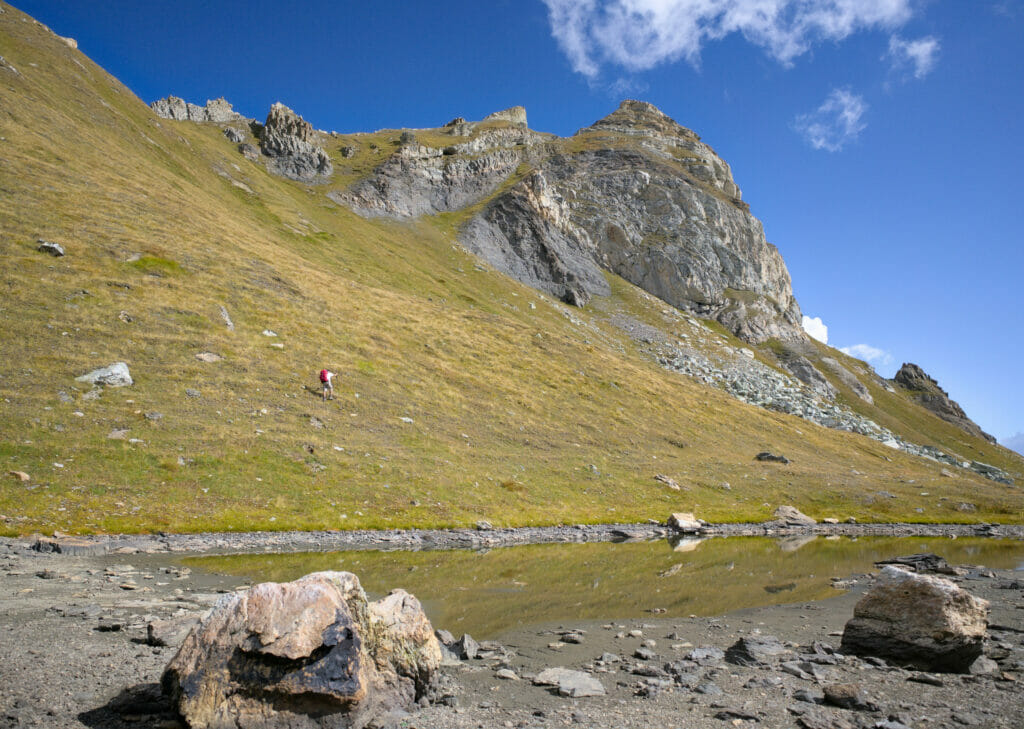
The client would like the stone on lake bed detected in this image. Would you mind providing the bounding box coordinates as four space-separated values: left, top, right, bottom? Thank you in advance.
532 667 605 697
162 571 441 729
840 565 988 673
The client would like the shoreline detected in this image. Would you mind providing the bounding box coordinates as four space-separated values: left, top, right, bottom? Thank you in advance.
4 519 1018 557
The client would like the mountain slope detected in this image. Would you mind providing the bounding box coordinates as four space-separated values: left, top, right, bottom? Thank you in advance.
1 2 1021 536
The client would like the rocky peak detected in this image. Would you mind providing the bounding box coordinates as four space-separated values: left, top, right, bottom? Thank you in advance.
337 99 802 343
264 102 314 143
151 96 243 124
894 363 995 443
583 100 700 141
259 102 332 183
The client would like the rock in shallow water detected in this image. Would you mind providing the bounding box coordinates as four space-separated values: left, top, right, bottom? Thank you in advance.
840 565 988 673
161 571 441 729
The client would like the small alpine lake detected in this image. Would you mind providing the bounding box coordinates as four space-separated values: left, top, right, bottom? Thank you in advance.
183 535 1024 639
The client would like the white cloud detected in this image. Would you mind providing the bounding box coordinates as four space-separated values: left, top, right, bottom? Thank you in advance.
887 34 940 79
839 343 893 366
793 88 867 151
1002 432 1024 456
541 0 915 78
802 315 828 344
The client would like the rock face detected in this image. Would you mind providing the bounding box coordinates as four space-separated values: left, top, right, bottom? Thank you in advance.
461 170 608 305
893 363 995 443
840 566 989 673
337 99 803 342
821 357 873 404
259 102 333 183
151 96 243 123
162 571 441 729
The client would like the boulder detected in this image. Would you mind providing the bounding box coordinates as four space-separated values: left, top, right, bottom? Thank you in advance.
75 362 133 387
840 565 989 672
667 512 701 533
772 505 815 525
36 238 65 256
162 571 441 729
755 451 790 464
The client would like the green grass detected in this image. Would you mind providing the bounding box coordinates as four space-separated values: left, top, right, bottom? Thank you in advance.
0 2 1022 536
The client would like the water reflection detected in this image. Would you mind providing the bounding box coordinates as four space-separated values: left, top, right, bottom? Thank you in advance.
184 536 1024 639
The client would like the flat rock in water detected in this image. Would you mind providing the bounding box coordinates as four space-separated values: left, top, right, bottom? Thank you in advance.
532 667 605 697
840 565 989 673
875 553 955 574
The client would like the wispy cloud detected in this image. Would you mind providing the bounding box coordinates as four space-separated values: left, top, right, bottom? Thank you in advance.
793 88 867 151
887 34 940 80
541 0 915 78
840 343 893 366
802 315 828 344
1002 432 1024 456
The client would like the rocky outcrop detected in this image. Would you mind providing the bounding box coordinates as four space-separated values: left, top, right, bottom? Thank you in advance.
483 105 528 127
336 99 803 343
840 566 989 673
259 102 333 183
151 96 243 123
893 363 996 443
162 571 440 729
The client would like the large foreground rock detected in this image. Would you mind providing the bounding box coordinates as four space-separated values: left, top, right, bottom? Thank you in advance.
840 566 988 673
162 571 441 729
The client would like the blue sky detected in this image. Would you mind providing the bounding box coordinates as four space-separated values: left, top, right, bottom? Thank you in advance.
14 0 1024 446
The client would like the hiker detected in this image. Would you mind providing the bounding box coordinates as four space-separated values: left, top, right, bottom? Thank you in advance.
319 368 336 400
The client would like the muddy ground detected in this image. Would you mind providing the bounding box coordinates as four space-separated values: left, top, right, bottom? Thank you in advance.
0 534 1022 729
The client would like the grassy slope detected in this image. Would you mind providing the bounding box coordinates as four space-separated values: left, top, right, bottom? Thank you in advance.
1 3 1022 536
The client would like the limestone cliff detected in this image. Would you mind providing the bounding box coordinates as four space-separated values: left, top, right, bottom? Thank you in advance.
337 100 803 343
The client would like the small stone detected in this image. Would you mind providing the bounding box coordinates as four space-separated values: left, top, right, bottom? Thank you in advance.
495 668 519 680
